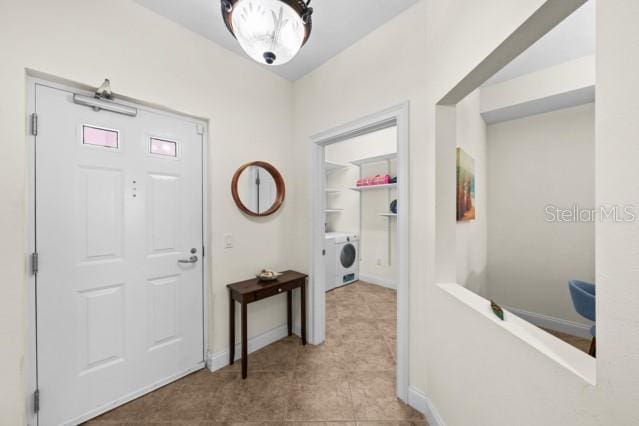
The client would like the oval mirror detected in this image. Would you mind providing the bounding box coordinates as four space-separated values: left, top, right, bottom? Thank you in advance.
231 161 285 217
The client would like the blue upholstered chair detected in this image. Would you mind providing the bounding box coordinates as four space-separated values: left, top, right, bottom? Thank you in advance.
568 280 596 356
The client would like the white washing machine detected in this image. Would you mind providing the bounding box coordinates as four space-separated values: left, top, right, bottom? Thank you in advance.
324 233 338 292
324 232 359 291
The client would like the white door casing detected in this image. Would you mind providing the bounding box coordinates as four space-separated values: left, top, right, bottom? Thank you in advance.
34 83 205 425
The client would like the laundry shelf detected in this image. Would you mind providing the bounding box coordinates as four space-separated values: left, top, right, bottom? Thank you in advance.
325 161 348 173
350 152 397 166
379 213 398 217
350 183 397 191
325 209 344 213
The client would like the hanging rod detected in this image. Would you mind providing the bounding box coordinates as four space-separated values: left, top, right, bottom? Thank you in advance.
73 94 137 117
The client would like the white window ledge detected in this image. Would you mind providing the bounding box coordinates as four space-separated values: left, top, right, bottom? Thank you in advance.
437 283 596 385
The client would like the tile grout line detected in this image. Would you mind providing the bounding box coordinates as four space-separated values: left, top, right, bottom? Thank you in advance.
283 333 302 422
329 283 360 422
363 284 397 361
353 283 381 423
346 371 358 422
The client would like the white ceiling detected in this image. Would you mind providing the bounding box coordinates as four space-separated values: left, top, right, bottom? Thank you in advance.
484 0 595 86
134 0 420 81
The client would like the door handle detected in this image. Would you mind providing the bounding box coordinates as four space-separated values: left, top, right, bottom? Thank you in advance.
178 255 199 264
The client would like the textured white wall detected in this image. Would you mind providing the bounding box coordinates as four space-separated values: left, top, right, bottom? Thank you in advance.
359 159 399 285
455 90 488 296
487 103 595 324
480 55 595 113
293 0 552 399
595 0 639 421
0 1 294 423
295 0 639 424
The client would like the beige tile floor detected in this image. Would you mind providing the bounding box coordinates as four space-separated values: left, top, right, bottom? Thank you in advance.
87 280 426 425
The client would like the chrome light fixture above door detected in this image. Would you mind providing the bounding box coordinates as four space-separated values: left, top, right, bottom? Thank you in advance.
221 0 313 66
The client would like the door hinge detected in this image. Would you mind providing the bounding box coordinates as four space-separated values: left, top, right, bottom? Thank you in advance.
33 389 40 413
196 123 205 135
322 249 326 256
31 252 39 275
202 245 206 257
31 113 38 136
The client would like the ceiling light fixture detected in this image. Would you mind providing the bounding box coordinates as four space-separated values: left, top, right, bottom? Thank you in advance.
221 0 313 66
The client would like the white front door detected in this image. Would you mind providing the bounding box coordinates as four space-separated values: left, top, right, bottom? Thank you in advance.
35 83 205 425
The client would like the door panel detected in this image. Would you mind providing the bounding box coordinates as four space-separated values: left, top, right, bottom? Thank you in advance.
80 167 124 260
147 173 180 253
148 274 181 349
79 284 125 371
35 83 204 425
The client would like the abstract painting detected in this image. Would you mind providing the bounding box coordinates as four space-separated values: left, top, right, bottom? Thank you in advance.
456 147 475 221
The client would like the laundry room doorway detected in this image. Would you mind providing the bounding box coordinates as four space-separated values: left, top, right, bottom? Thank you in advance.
324 126 398 291
310 104 409 401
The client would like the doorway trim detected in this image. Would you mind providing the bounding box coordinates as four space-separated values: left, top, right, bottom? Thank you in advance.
309 102 410 401
25 75 211 425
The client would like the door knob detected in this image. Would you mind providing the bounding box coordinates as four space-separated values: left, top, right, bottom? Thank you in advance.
178 255 199 264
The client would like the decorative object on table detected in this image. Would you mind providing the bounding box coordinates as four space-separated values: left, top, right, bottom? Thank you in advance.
456 147 476 221
231 161 285 217
220 0 313 66
490 300 504 321
256 269 282 281
390 199 398 214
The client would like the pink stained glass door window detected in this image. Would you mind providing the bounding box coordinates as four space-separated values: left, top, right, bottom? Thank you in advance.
150 138 178 157
83 125 119 149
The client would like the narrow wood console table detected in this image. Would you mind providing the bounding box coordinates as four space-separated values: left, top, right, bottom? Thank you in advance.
227 270 308 379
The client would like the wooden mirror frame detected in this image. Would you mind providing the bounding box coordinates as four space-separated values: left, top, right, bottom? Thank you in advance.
231 161 286 217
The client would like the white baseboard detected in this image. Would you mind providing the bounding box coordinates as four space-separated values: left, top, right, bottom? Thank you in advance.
359 273 396 290
505 306 592 339
408 386 445 426
207 323 301 372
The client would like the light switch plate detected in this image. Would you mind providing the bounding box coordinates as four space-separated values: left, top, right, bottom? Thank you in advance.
224 234 233 249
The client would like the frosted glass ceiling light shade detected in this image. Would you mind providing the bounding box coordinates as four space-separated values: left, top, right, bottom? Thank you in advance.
221 0 313 66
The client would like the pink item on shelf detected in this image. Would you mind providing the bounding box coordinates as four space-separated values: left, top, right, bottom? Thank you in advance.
357 175 392 187
371 174 391 185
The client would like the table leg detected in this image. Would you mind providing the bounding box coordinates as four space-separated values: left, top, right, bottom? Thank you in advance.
301 282 307 345
229 292 235 365
241 301 248 379
287 290 293 337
